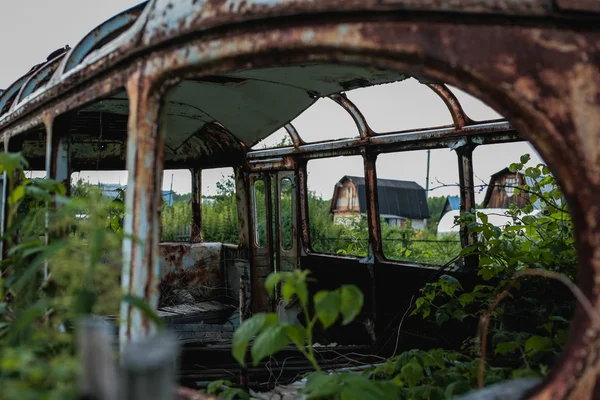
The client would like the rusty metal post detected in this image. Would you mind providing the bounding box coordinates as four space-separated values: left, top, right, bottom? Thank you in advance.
234 166 251 249
44 114 72 195
297 160 311 254
190 167 202 243
362 153 382 259
120 70 167 348
362 152 380 328
456 144 478 268
44 113 72 279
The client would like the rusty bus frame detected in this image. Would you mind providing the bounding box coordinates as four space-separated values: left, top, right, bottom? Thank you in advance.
1 1 599 397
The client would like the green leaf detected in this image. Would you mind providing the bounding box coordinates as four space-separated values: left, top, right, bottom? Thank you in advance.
281 281 295 303
8 185 25 206
438 275 462 296
207 380 228 394
265 273 284 297
251 324 289 366
74 289 97 316
122 295 165 331
314 290 341 329
302 372 341 398
520 154 531 164
221 388 250 400
295 280 309 307
0 152 28 174
495 341 520 355
232 313 277 366
4 300 48 345
458 292 475 307
339 285 363 325
525 335 552 354
478 212 488 225
400 361 424 388
435 311 449 326
282 323 305 349
445 380 471 398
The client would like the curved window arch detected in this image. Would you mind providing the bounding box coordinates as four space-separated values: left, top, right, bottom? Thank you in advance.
346 78 453 133
291 98 359 143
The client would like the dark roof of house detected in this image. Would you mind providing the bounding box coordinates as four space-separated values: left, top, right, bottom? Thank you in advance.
335 176 430 219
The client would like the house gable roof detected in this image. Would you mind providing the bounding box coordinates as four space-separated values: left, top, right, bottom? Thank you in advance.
335 175 430 219
482 167 516 208
440 195 460 219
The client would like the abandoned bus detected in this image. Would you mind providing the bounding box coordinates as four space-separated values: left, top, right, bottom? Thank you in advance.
0 1 599 398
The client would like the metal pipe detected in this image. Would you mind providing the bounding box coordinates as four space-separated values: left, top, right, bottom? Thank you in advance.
191 167 202 243
247 121 519 160
456 144 478 269
120 71 166 348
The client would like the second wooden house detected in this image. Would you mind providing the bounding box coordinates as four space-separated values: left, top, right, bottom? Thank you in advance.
330 176 430 230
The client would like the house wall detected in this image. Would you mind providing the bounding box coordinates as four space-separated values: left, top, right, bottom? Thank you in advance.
332 181 360 214
486 173 530 209
410 218 427 231
333 213 361 226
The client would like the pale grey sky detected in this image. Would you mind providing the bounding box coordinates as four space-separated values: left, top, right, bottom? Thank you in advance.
2 1 541 201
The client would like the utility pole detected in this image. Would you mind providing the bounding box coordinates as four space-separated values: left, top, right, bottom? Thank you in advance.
425 149 431 199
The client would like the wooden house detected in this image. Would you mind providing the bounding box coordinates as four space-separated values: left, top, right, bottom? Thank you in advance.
440 196 460 219
482 167 529 209
330 176 430 230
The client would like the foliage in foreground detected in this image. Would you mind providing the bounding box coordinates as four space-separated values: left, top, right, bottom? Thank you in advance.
0 153 145 400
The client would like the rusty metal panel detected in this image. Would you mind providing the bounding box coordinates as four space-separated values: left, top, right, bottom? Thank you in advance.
456 144 477 265
248 173 274 313
276 171 298 273
158 243 223 302
248 157 295 172
555 0 600 13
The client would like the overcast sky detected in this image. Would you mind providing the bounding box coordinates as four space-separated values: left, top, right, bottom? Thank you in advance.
2 1 541 202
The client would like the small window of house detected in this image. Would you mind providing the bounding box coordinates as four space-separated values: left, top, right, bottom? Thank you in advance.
253 178 267 248
306 155 368 257
376 150 460 265
280 177 293 251
160 170 191 242
346 78 453 134
201 167 238 244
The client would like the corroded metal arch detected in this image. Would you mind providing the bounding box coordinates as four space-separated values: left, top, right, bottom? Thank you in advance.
0 72 33 116
14 54 66 107
130 16 600 399
284 123 303 147
329 93 373 137
62 2 147 74
426 83 472 130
